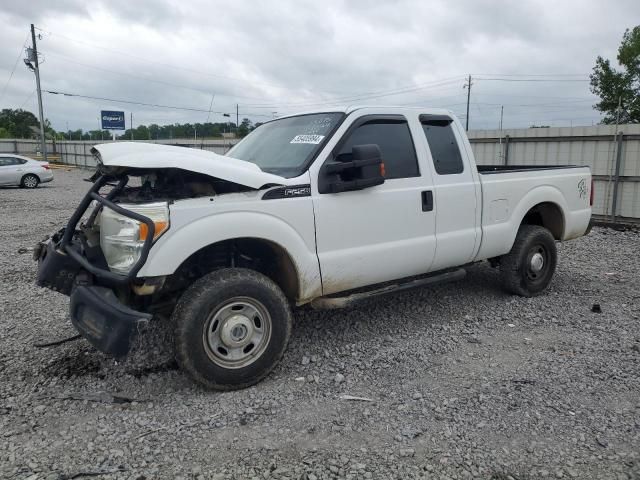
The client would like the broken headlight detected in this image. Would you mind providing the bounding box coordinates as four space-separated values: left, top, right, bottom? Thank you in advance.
99 202 169 274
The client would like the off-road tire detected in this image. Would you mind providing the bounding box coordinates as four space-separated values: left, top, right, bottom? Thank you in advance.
21 174 39 188
172 268 292 390
500 225 557 297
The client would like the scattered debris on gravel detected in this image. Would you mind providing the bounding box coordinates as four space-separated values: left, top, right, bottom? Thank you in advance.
1 170 639 479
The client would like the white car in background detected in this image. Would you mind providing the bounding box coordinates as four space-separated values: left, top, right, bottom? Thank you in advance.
0 154 53 188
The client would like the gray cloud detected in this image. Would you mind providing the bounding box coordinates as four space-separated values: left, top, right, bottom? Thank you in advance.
0 0 637 132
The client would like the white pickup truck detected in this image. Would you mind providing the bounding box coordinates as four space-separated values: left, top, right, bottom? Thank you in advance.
35 106 592 390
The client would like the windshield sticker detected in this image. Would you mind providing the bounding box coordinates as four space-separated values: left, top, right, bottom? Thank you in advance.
290 134 325 144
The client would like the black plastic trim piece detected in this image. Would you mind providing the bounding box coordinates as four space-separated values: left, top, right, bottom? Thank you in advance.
421 190 434 212
477 165 587 175
70 285 152 357
419 114 454 125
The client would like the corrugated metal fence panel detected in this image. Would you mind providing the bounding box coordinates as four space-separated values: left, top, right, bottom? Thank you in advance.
0 141 17 154
622 137 640 176
2 127 638 220
468 124 640 220
618 181 640 218
0 139 239 166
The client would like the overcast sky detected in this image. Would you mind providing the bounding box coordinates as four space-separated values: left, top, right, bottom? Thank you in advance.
0 0 637 132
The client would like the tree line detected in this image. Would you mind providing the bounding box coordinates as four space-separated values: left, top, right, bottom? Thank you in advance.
0 110 260 141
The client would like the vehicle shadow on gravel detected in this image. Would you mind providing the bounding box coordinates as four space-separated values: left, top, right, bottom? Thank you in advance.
30 262 506 390
40 348 103 379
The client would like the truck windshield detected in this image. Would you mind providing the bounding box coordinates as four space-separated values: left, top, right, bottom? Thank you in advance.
226 112 344 178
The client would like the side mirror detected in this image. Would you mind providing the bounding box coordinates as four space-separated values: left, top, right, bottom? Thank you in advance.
319 144 385 194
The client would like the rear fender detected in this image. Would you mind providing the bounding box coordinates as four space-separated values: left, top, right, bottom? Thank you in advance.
477 185 568 260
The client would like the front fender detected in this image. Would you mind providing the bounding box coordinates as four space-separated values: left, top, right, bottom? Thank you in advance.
137 211 322 301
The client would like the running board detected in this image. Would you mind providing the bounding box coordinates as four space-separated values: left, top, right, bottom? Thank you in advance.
310 268 466 310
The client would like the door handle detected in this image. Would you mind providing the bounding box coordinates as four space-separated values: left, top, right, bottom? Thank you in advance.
421 190 433 212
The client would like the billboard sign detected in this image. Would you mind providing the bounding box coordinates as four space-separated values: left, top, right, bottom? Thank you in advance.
101 110 125 130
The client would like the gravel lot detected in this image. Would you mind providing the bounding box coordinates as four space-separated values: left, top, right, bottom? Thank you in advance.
1 169 639 480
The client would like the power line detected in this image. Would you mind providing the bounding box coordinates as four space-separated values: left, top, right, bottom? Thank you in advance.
36 27 476 108
42 51 212 95
0 33 29 104
242 77 466 108
470 72 588 77
19 89 36 108
41 50 282 101
45 89 226 113
35 26 314 92
40 43 471 109
43 89 274 118
475 77 589 82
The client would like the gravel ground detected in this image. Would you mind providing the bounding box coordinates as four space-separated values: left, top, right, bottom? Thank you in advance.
1 169 639 480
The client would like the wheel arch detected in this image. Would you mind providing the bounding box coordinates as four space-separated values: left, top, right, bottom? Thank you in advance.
520 201 565 240
21 172 40 184
170 237 301 302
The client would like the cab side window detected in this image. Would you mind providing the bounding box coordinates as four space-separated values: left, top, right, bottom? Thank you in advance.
338 119 419 179
421 117 464 175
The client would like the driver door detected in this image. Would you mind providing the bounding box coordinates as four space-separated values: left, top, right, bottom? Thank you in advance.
312 114 437 295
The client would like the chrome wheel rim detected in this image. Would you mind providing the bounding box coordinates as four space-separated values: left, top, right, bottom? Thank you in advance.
24 176 37 188
202 297 271 369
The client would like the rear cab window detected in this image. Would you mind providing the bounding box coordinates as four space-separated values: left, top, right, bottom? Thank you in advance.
420 115 464 175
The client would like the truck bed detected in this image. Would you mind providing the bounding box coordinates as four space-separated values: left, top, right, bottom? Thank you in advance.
474 164 592 261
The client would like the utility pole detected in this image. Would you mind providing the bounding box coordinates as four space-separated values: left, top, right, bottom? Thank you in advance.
29 24 47 162
498 105 504 163
463 74 473 131
609 95 623 219
130 112 133 140
236 104 239 137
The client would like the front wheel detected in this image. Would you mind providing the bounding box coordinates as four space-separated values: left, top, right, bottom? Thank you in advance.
172 268 292 390
500 225 557 297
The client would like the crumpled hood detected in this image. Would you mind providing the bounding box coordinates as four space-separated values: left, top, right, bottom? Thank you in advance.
91 142 285 189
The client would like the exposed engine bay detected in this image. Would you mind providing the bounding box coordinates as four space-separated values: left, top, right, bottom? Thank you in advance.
94 166 256 202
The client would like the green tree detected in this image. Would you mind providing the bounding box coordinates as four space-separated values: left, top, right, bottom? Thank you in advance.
590 26 640 124
238 118 253 138
0 108 40 138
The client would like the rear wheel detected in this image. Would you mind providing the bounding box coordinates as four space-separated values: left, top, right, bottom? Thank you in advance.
21 174 39 188
500 225 557 297
172 268 292 390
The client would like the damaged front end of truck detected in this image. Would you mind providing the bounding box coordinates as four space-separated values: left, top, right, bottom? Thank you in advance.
34 142 285 357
